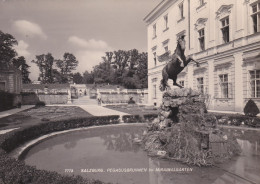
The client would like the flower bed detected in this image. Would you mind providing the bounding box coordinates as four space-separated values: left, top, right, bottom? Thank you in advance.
0 115 120 184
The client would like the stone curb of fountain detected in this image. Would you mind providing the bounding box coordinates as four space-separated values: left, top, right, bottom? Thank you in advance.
12 123 147 160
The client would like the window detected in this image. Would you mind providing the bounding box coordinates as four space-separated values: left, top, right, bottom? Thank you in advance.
221 17 229 43
219 74 229 98
153 84 157 99
0 82 5 91
251 3 260 33
179 3 184 19
164 46 168 52
164 14 168 30
249 70 260 98
179 80 185 87
153 52 157 66
153 24 157 38
197 77 204 94
198 28 205 51
199 0 205 6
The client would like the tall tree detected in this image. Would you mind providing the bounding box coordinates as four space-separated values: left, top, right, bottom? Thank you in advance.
135 52 148 88
12 56 31 84
83 71 94 84
83 49 148 89
32 53 54 84
0 30 17 68
72 72 83 84
55 52 78 83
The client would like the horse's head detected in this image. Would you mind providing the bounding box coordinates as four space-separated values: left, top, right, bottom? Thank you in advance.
177 35 186 51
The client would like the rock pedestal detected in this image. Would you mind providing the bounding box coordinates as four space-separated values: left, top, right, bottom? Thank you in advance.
143 88 240 166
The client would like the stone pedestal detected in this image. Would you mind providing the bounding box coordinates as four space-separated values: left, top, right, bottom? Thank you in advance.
143 88 241 166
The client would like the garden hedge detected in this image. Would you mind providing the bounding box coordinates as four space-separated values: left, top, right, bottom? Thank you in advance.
210 113 260 128
122 114 158 123
0 91 16 112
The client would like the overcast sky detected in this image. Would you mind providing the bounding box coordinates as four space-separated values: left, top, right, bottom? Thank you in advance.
0 0 161 81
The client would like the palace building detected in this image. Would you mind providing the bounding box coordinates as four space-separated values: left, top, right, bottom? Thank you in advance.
144 0 260 112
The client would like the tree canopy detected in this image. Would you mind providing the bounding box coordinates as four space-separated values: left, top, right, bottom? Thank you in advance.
55 53 78 83
84 49 148 89
33 52 79 84
12 56 31 84
0 30 18 68
32 53 55 84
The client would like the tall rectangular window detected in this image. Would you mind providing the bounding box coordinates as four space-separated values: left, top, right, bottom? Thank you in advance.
249 70 260 98
179 3 184 19
153 52 157 66
153 24 157 38
221 17 229 43
153 84 157 99
199 0 205 6
164 14 168 30
251 3 260 33
198 28 205 51
164 46 168 52
219 74 229 98
179 80 185 87
0 82 5 91
197 77 204 94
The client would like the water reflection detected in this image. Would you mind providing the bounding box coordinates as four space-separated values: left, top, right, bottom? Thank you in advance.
101 132 141 152
18 125 260 184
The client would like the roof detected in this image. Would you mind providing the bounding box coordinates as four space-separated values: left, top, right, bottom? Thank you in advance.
23 83 70 90
0 67 22 75
143 0 177 24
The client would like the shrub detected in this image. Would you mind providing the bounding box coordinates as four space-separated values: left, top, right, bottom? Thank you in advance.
35 101 46 107
0 91 15 112
209 112 260 128
143 114 158 122
16 102 22 108
128 97 135 104
122 115 142 123
244 99 260 117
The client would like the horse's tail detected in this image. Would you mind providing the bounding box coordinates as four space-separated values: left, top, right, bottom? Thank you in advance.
159 79 166 91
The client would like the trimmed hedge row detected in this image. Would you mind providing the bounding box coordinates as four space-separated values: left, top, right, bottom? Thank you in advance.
122 114 158 123
0 91 17 112
212 113 260 128
0 115 121 184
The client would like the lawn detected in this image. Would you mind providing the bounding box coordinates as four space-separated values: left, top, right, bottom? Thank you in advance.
104 104 159 115
0 106 93 130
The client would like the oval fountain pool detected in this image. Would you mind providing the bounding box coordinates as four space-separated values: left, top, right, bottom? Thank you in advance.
17 124 260 184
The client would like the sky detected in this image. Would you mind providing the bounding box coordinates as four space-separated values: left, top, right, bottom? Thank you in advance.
0 0 161 81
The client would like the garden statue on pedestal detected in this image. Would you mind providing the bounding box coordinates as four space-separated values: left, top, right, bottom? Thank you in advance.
141 37 241 166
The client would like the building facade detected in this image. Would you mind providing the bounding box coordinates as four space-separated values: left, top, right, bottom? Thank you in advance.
144 0 260 112
0 68 22 94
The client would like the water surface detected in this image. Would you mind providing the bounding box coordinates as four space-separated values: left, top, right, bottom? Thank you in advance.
21 124 260 184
